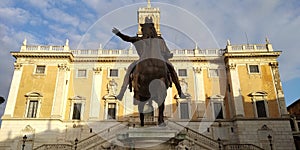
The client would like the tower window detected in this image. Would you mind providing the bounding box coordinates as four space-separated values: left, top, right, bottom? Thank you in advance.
107 103 116 119
70 96 85 120
178 69 187 77
27 100 38 118
109 69 118 77
256 100 267 118
249 92 269 118
249 65 260 73
214 103 224 119
180 103 189 119
36 65 46 74
77 69 87 77
72 103 82 120
209 69 219 77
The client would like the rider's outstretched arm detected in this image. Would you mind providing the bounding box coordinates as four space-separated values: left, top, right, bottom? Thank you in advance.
112 27 139 43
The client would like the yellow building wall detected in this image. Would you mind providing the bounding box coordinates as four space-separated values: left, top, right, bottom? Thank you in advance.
238 64 280 118
14 64 57 118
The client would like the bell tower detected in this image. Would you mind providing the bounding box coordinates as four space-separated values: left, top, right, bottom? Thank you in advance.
137 0 161 36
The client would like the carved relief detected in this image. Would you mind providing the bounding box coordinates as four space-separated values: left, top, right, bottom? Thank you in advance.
269 62 282 91
107 79 118 96
269 62 278 68
93 67 102 74
179 79 188 94
14 63 22 70
228 63 236 70
193 67 202 73
58 64 69 71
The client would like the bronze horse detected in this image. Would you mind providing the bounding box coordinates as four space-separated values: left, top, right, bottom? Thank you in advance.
131 57 170 126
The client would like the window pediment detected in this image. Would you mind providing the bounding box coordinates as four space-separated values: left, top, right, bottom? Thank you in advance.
25 92 43 97
209 94 224 100
70 96 86 100
248 91 268 97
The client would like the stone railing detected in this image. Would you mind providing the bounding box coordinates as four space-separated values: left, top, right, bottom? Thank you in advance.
76 122 128 150
21 45 69 52
71 49 137 56
34 144 72 150
71 49 223 57
19 44 224 57
224 144 264 150
167 121 220 149
227 44 272 52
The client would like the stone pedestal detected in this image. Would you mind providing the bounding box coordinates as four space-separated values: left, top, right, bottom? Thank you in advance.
117 127 185 149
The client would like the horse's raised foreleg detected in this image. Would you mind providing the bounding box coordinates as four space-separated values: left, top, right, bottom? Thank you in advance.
138 101 146 127
158 101 166 127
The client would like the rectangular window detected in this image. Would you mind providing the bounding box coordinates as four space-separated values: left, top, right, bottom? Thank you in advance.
109 69 118 77
77 69 87 77
249 65 259 73
72 103 82 120
27 100 38 118
209 69 219 77
107 103 116 119
36 65 45 74
214 103 224 119
180 103 189 119
178 69 187 77
256 100 267 117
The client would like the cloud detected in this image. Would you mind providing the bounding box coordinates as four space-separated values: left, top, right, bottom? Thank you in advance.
27 0 50 9
42 8 80 27
0 7 30 25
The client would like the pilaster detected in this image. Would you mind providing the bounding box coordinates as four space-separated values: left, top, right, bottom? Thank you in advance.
228 63 245 118
51 64 70 119
269 62 288 117
3 63 23 118
193 67 205 101
89 67 103 120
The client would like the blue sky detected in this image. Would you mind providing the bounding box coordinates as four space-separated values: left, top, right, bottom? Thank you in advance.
0 0 300 114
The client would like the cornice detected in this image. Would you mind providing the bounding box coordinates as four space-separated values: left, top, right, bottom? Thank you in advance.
224 51 281 58
11 51 74 61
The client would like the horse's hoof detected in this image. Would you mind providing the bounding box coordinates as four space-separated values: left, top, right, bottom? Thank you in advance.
115 95 123 101
158 122 166 127
179 93 188 99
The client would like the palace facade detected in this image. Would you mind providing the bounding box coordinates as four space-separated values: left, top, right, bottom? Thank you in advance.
0 2 295 150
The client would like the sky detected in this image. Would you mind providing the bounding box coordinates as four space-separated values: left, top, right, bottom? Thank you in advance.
0 0 300 115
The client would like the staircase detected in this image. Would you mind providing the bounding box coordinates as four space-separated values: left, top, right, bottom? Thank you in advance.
76 122 129 149
167 121 264 150
167 121 220 150
33 120 264 150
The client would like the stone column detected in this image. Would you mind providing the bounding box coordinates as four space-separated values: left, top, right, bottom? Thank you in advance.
228 63 245 117
3 63 23 118
89 67 102 120
51 64 69 119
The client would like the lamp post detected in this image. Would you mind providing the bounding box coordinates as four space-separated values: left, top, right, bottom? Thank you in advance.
217 138 222 150
22 135 27 150
74 138 78 150
267 135 273 150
